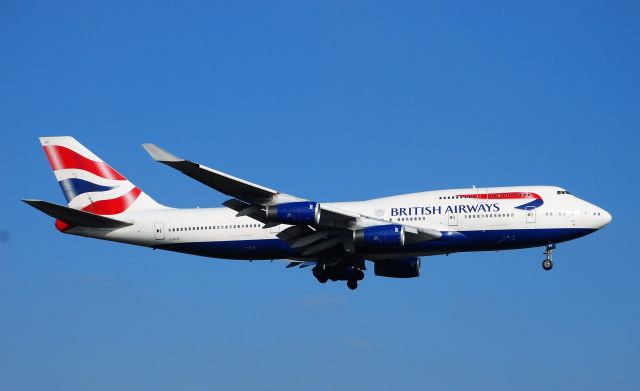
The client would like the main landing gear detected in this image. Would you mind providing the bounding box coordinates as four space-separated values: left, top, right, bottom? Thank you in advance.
542 244 555 271
313 263 364 290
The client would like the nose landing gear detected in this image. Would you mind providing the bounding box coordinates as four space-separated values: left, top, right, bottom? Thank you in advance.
542 244 555 271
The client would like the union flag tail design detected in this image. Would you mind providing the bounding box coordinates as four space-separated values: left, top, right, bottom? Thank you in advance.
40 136 164 215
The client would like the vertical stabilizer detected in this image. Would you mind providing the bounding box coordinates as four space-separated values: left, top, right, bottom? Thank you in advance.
40 136 165 216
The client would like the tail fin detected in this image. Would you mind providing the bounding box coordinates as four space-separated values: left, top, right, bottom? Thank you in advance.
40 136 165 215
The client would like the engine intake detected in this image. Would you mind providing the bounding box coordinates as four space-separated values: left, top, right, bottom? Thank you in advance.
374 257 420 278
266 202 320 225
353 224 405 247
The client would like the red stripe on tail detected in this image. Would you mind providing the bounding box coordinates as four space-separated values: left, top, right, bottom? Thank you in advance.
44 145 126 180
82 187 142 215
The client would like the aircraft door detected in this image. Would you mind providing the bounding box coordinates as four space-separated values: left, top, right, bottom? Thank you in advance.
525 206 536 226
154 222 165 240
448 213 458 227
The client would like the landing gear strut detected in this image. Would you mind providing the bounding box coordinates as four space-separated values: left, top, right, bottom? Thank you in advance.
542 244 555 271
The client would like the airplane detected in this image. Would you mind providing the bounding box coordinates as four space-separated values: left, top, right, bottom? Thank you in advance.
24 136 612 290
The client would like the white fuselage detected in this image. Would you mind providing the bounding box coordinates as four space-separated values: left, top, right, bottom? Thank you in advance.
63 186 611 261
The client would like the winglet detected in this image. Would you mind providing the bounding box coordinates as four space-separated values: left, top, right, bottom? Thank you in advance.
142 143 183 162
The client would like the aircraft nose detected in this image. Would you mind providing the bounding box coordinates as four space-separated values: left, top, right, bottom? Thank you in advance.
593 207 612 229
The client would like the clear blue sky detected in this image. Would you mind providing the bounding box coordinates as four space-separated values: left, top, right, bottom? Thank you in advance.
1 1 639 390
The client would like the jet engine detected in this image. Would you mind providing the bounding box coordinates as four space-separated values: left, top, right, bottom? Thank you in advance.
353 224 405 247
266 201 320 225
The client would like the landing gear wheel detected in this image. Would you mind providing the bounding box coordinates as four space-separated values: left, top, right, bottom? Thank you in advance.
542 244 555 271
347 280 358 290
318 276 328 284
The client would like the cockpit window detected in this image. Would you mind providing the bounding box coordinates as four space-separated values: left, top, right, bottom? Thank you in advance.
557 190 571 195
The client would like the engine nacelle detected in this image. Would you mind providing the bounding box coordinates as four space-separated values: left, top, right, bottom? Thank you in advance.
265 202 320 225
374 257 420 278
353 224 405 247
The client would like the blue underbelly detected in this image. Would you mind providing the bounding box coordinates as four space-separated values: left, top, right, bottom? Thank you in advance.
406 228 596 253
157 228 596 260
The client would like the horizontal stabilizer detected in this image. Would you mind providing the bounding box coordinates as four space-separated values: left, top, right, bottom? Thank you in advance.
23 199 132 228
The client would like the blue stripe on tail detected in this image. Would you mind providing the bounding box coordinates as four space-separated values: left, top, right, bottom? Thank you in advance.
58 178 114 202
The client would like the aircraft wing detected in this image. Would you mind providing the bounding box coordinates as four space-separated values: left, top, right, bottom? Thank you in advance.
142 144 303 205
143 143 442 256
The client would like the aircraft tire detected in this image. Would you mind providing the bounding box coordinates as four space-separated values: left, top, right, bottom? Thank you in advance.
347 280 358 290
542 259 553 271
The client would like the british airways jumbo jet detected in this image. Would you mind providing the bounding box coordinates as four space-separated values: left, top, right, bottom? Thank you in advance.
25 137 612 290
